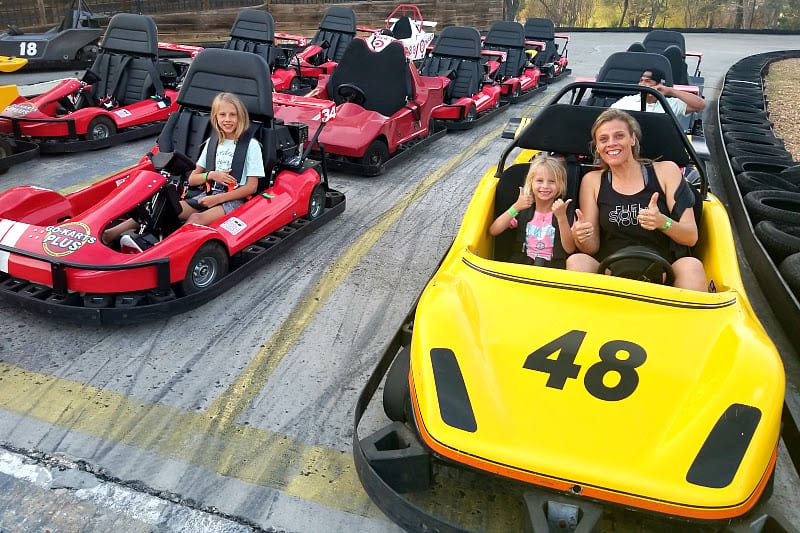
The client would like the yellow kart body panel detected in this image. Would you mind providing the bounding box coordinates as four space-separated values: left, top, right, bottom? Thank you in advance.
410 149 784 520
0 84 20 109
0 55 27 73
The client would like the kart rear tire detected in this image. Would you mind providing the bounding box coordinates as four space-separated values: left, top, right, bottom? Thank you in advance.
383 345 411 423
180 241 229 295
86 116 116 141
305 183 325 220
0 138 12 175
360 140 390 175
464 103 477 122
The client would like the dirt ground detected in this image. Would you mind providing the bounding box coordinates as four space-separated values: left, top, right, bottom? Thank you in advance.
764 58 800 160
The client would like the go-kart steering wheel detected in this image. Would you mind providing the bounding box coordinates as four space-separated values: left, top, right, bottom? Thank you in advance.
337 83 367 106
597 246 675 286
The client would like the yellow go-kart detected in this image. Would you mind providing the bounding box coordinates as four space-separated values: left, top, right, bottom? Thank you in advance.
0 55 27 72
354 82 790 531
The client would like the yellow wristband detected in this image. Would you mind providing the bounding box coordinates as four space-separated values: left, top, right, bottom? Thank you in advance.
507 206 519 217
659 216 672 232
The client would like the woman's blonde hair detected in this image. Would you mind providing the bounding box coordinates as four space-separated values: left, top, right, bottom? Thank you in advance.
590 108 643 170
210 92 249 141
524 153 567 197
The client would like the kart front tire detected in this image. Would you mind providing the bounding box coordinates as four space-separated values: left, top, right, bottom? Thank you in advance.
464 103 477 122
86 116 116 141
180 242 229 295
360 140 390 175
383 346 411 423
305 183 325 220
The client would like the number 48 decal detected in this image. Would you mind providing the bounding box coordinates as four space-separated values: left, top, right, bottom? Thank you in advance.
523 330 646 401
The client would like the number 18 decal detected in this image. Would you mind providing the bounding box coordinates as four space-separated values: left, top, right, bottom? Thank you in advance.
523 330 646 401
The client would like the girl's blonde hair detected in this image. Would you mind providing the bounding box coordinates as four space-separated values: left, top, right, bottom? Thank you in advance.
590 108 643 170
210 92 249 142
524 153 567 198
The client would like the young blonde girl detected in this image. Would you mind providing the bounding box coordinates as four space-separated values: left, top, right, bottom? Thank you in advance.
179 92 265 226
490 153 576 268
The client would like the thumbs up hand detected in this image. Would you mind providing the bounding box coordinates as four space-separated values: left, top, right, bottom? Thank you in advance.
571 208 594 244
637 192 665 231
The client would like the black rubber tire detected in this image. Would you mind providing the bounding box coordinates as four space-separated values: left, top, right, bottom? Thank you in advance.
731 155 794 175
726 142 793 160
86 116 116 141
755 221 800 263
720 123 773 135
464 103 477 122
360 139 390 175
721 115 773 128
735 171 800 195
778 253 800 297
0 137 12 174
305 183 325 220
719 94 765 108
383 346 411 423
743 190 800 225
779 165 800 183
723 86 763 97
719 109 770 121
723 131 784 148
180 241 229 295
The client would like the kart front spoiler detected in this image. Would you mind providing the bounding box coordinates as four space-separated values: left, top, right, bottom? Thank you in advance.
436 100 509 131
0 191 345 325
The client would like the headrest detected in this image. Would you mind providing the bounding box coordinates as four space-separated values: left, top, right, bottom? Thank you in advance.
228 9 275 43
176 48 273 121
597 51 674 87
318 6 357 34
523 18 555 41
100 13 158 56
432 26 482 59
642 29 686 54
484 21 525 49
515 103 691 167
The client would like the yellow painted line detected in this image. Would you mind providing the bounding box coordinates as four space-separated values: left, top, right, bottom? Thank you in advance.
2 98 549 523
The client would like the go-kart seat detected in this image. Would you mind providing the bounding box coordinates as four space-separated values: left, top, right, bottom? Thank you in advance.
642 29 686 55
419 26 483 102
155 48 279 192
223 9 278 70
627 42 646 53
523 18 558 66
87 13 164 107
588 51 673 107
310 6 357 63
326 39 412 117
391 16 413 40
483 21 528 79
662 44 689 85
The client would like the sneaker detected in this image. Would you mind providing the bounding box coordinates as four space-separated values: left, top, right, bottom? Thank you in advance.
120 234 144 253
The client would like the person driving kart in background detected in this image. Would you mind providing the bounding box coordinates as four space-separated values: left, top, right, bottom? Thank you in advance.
611 68 705 117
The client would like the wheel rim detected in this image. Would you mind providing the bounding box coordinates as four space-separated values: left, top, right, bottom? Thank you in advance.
91 123 111 140
191 256 219 289
310 190 324 218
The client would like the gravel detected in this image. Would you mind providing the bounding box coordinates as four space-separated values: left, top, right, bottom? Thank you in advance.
765 58 800 160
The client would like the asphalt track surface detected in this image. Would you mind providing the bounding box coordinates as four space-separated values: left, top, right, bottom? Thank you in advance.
1 32 799 532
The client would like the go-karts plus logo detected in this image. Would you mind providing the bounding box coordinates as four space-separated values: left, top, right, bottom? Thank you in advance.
42 222 97 257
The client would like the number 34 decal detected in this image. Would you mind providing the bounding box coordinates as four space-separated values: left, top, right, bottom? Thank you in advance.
523 330 646 402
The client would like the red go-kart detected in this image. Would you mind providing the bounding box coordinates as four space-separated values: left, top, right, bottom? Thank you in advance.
273 38 446 176
271 6 357 94
419 26 504 130
0 13 185 155
0 48 345 324
483 20 546 104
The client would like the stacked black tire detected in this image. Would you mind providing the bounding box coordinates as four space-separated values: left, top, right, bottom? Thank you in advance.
713 51 800 344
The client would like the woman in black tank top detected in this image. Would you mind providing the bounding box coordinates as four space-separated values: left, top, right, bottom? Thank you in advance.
565 109 707 292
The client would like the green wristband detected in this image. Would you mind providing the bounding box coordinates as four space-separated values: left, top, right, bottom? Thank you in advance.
507 206 519 217
659 216 672 232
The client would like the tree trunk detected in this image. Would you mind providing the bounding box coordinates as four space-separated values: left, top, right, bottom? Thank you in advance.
619 0 630 26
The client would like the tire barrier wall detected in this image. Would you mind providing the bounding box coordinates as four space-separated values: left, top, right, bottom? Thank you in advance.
707 49 800 480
